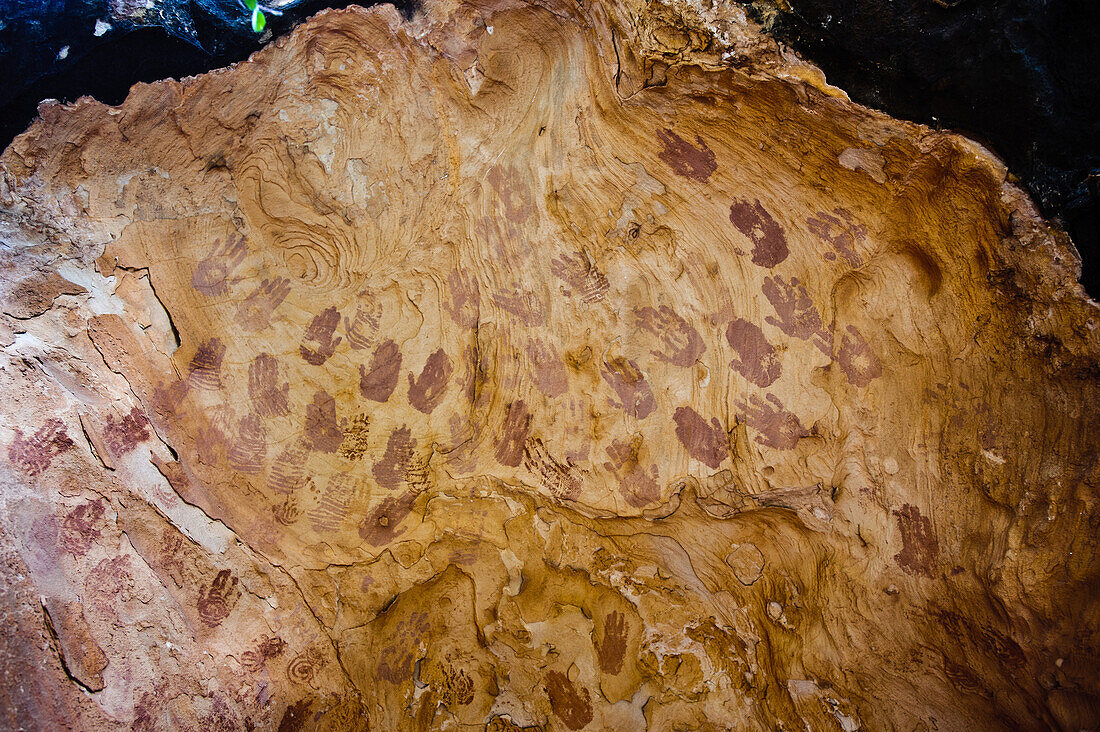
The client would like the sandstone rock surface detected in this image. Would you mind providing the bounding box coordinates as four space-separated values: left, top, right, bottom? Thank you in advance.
1 0 1099 729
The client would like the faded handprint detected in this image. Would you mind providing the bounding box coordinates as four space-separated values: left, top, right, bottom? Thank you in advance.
241 635 287 673
227 413 267 474
268 440 310 495
550 251 609 303
373 425 416 489
153 378 191 416
601 356 657 420
236 277 291 332
523 437 582 500
445 414 479 473
603 436 660 508
445 269 481 329
192 234 247 296
248 353 290 417
158 527 192 589
634 305 705 367
59 499 106 557
736 393 808 450
526 338 568 398
272 494 302 525
836 324 882 387
300 307 343 366
762 275 831 355
492 287 546 327
197 569 240 627
487 164 534 224
194 419 229 465
375 611 431 683
807 208 866 267
344 297 382 350
308 474 365 533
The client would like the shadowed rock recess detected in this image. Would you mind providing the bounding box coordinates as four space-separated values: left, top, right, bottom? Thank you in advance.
1 0 1099 728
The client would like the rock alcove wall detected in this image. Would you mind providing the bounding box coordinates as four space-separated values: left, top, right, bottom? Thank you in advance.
1 0 1098 729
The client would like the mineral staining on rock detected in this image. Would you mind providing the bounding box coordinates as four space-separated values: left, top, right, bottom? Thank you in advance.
1 0 1099 728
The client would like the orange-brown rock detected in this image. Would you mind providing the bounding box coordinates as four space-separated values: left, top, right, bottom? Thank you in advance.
1 0 1099 728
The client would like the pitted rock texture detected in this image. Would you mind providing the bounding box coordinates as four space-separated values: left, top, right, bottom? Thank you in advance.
1 0 1099 729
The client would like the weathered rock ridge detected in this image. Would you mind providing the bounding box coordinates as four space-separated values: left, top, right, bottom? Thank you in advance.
1 0 1098 729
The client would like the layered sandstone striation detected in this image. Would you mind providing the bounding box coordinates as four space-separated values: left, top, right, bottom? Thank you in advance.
1 0 1098 729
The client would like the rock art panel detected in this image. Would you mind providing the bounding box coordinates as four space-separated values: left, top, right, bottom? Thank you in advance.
1 0 1098 729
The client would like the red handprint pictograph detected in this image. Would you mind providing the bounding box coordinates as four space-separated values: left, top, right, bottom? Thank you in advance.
495 401 532 467
197 569 240 627
656 128 718 182
192 234 248 296
544 671 593 730
104 406 150 456
726 317 782 388
596 611 629 674
673 406 728 468
305 390 343 453
762 275 831 355
187 338 225 391
359 339 402 403
8 418 75 476
358 490 416 546
736 393 809 450
407 348 452 415
729 198 788 268
300 306 343 366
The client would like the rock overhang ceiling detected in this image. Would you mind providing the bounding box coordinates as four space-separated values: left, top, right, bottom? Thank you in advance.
1 0 1099 729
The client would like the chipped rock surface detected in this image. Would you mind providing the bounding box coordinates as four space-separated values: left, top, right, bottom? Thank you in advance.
1 0 1099 729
